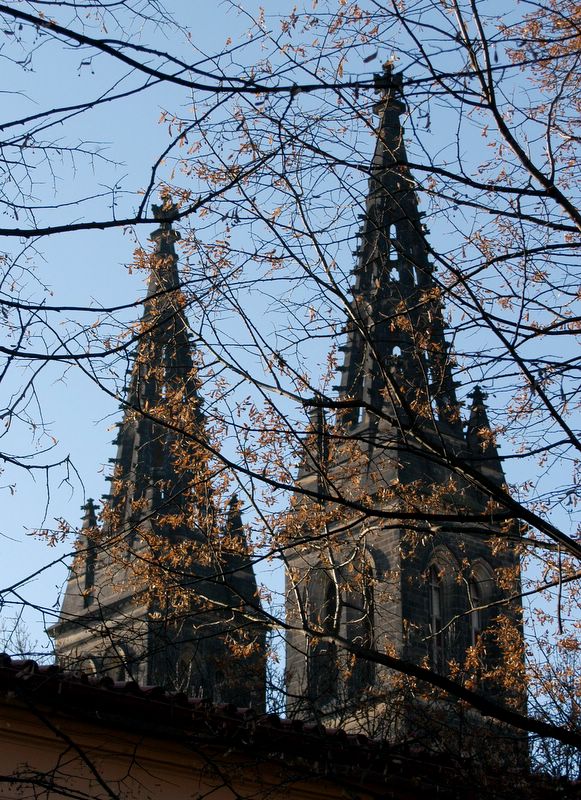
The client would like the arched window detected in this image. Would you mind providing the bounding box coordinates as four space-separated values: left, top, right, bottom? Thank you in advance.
213 669 226 702
102 646 130 682
345 557 375 696
358 371 373 424
467 561 495 652
307 570 338 707
429 566 444 671
79 656 97 676
176 652 194 694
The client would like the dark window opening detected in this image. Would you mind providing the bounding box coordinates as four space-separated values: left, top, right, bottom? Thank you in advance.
429 566 445 671
347 562 375 696
307 574 338 708
469 579 483 647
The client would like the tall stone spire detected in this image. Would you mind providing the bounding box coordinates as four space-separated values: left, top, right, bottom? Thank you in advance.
102 198 201 537
338 63 460 435
286 67 524 759
50 202 266 708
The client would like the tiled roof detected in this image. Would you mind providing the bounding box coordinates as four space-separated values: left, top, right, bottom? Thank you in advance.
0 654 391 768
0 654 574 799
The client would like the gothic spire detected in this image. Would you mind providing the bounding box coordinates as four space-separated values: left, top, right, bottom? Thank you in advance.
101 199 201 535
224 494 247 549
52 203 266 707
146 197 181 297
338 63 460 434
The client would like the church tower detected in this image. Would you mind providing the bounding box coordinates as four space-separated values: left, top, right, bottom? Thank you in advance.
50 202 266 709
285 66 524 746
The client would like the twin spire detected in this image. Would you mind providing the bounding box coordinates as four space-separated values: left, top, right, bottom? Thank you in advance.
92 66 501 536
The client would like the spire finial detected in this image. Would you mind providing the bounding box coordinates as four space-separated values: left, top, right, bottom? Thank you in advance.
373 59 405 116
81 498 98 530
150 194 180 254
224 494 248 551
466 386 502 473
148 194 181 295
468 385 487 407
152 192 179 223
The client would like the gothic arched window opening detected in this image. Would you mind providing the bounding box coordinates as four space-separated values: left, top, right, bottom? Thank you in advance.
467 561 496 654
307 571 338 708
346 558 375 696
428 565 445 672
102 646 131 683
469 578 483 647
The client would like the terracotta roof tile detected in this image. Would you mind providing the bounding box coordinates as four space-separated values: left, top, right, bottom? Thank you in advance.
0 655 574 799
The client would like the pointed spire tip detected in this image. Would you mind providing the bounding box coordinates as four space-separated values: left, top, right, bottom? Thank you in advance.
81 498 99 529
152 192 180 223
